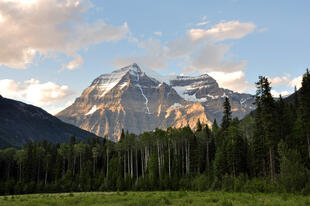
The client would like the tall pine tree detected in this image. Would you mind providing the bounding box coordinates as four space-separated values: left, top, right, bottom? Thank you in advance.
300 69 310 158
221 97 232 130
255 76 277 180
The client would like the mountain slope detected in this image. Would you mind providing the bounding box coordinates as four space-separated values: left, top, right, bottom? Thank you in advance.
169 74 255 121
57 63 255 141
0 95 99 148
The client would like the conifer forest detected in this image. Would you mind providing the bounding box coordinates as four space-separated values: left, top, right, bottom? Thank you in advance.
1 70 310 195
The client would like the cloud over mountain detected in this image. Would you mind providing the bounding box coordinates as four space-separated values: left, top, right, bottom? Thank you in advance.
114 20 256 92
0 0 129 69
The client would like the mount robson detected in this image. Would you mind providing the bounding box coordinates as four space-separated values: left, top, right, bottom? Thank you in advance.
57 63 256 141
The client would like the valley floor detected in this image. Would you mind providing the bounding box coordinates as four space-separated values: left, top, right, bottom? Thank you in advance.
0 191 309 206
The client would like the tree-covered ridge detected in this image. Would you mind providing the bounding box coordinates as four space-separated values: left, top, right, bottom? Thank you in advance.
0 70 310 195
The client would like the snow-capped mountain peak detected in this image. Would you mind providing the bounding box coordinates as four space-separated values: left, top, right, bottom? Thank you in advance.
90 63 153 98
57 63 255 141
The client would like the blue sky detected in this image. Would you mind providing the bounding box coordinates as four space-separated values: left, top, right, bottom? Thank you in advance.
0 0 309 114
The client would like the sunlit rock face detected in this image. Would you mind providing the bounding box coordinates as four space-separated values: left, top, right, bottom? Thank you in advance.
57 63 255 141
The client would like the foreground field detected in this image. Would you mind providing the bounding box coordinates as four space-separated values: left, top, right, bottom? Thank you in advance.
0 191 309 206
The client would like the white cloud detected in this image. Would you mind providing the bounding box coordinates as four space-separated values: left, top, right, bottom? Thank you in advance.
0 78 74 106
208 71 253 92
271 90 290 97
289 75 302 89
188 21 256 41
189 44 247 73
0 0 129 69
113 20 256 92
269 74 303 89
65 54 84 70
196 21 209 26
166 36 196 59
115 20 256 69
268 74 291 86
153 31 162 36
267 73 304 97
196 16 208 26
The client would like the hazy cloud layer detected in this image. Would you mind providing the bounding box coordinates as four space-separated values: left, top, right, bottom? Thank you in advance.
271 90 290 97
208 71 253 92
266 74 303 97
289 75 303 89
187 21 255 41
0 0 129 69
269 74 303 89
0 78 74 106
114 20 256 92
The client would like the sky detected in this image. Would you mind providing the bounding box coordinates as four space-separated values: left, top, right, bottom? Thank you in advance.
0 0 309 114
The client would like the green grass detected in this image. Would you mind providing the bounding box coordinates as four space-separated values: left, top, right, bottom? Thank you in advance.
0 191 309 206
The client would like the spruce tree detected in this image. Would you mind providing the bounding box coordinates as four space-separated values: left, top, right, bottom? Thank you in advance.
221 97 232 130
120 129 125 142
255 76 277 180
300 69 310 158
196 119 202 132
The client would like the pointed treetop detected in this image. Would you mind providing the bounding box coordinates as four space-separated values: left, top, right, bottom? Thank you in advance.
221 97 232 130
196 119 202 132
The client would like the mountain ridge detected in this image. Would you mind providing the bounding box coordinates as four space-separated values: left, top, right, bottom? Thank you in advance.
0 95 100 148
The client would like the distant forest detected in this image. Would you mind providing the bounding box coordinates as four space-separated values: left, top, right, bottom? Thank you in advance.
0 70 310 195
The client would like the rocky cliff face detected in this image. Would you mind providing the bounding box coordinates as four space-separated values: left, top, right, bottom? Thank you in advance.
169 74 255 122
57 63 255 141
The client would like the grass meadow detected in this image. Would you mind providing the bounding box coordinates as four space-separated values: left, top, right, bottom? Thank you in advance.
0 191 310 206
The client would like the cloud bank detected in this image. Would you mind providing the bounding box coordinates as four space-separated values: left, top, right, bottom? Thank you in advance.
268 74 303 97
0 0 129 69
114 20 256 92
0 78 74 106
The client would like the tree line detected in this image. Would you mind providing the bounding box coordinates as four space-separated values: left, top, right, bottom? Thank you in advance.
0 70 310 195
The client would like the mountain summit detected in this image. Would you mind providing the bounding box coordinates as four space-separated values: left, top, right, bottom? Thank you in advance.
57 64 255 141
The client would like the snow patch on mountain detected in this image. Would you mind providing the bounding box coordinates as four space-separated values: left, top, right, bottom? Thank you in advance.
95 70 129 97
85 105 98 115
207 94 219 99
119 82 128 89
89 63 142 97
173 86 207 102
135 69 151 114
173 74 212 81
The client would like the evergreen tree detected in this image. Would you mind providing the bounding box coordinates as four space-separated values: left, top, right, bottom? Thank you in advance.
1 70 310 195
300 69 310 158
255 76 277 180
196 119 202 132
221 97 232 130
278 141 307 192
120 129 125 142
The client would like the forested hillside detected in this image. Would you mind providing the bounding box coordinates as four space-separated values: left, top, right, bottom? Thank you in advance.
0 70 310 195
0 96 100 148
